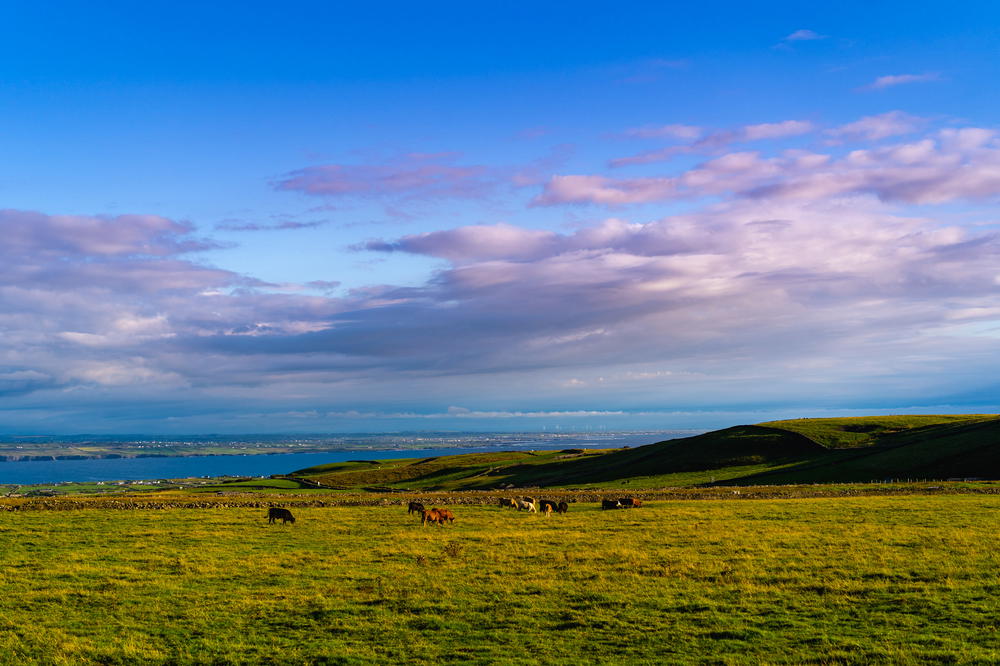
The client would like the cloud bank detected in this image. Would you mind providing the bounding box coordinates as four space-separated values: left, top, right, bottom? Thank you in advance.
4 117 1000 431
545 126 1000 206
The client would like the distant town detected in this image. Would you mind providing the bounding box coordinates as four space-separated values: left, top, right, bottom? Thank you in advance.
0 431 693 462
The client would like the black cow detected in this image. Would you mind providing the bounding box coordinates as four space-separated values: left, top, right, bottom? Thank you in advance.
539 500 558 514
408 501 425 515
601 499 622 510
556 501 569 514
268 507 296 524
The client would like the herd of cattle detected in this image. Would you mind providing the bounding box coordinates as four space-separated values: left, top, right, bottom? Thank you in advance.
401 496 643 527
267 496 643 526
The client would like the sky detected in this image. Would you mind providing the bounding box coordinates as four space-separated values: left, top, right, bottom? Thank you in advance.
3 1 1000 434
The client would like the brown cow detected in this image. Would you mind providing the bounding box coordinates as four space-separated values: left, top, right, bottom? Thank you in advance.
556 501 569 514
437 508 455 524
267 507 295 524
620 497 642 508
421 508 444 526
408 501 425 515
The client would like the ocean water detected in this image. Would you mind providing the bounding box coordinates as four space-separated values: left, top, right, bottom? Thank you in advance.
0 432 679 484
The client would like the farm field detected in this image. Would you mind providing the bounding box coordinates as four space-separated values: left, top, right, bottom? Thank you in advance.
0 493 998 664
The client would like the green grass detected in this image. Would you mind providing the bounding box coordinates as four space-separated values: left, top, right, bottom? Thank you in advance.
0 494 997 663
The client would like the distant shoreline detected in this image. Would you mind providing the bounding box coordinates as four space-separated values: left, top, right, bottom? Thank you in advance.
0 447 546 463
0 431 690 464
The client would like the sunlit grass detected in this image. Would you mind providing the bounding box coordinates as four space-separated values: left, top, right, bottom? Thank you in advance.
0 495 997 663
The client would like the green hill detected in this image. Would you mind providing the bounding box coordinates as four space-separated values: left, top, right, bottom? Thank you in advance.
756 414 997 448
739 415 1000 484
288 414 1000 490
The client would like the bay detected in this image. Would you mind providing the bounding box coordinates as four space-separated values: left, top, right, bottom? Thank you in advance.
0 432 676 484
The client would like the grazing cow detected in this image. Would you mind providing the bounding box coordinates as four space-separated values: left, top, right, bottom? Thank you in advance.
556 501 569 514
620 497 642 508
437 508 455 524
522 496 536 505
499 498 518 509
601 499 623 511
408 501 425 515
539 500 558 514
518 499 537 513
422 508 444 526
267 507 296 524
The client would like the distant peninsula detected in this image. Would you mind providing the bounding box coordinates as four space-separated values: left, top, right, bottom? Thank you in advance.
0 431 681 462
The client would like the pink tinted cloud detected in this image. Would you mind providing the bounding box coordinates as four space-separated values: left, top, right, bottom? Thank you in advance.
275 154 495 200
340 196 1000 392
0 209 345 396
0 209 216 258
546 124 1000 207
611 119 814 167
362 223 559 263
742 120 814 140
624 124 703 140
8 120 1000 412
532 175 678 206
215 220 326 232
745 133 1000 204
825 111 923 141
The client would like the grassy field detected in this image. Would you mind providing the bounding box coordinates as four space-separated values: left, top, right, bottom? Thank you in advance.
0 493 997 664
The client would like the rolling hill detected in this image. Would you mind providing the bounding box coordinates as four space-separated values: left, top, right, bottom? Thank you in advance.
288 414 1000 490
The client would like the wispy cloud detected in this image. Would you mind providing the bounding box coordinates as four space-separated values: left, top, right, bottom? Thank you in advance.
215 220 327 232
611 119 814 167
825 111 924 141
274 153 496 200
863 73 941 91
623 124 703 141
783 29 826 42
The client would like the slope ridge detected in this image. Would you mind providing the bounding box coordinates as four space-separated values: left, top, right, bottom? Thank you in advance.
288 414 1000 490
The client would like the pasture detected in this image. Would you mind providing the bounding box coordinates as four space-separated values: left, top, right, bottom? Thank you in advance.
0 494 997 664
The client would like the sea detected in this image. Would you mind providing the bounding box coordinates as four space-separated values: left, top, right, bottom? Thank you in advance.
0 432 685 485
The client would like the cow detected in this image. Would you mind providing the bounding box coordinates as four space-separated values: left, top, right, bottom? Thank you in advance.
499 498 518 509
437 508 455 524
539 500 558 514
556 501 569 514
518 499 537 513
522 496 536 505
601 499 623 510
422 508 444 526
267 507 296 524
620 497 642 508
408 501 425 515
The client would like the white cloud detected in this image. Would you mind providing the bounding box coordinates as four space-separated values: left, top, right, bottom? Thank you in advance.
826 111 923 141
864 73 941 90
784 29 826 41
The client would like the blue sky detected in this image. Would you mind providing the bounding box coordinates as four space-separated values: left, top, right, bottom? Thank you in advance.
3 1 1000 433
